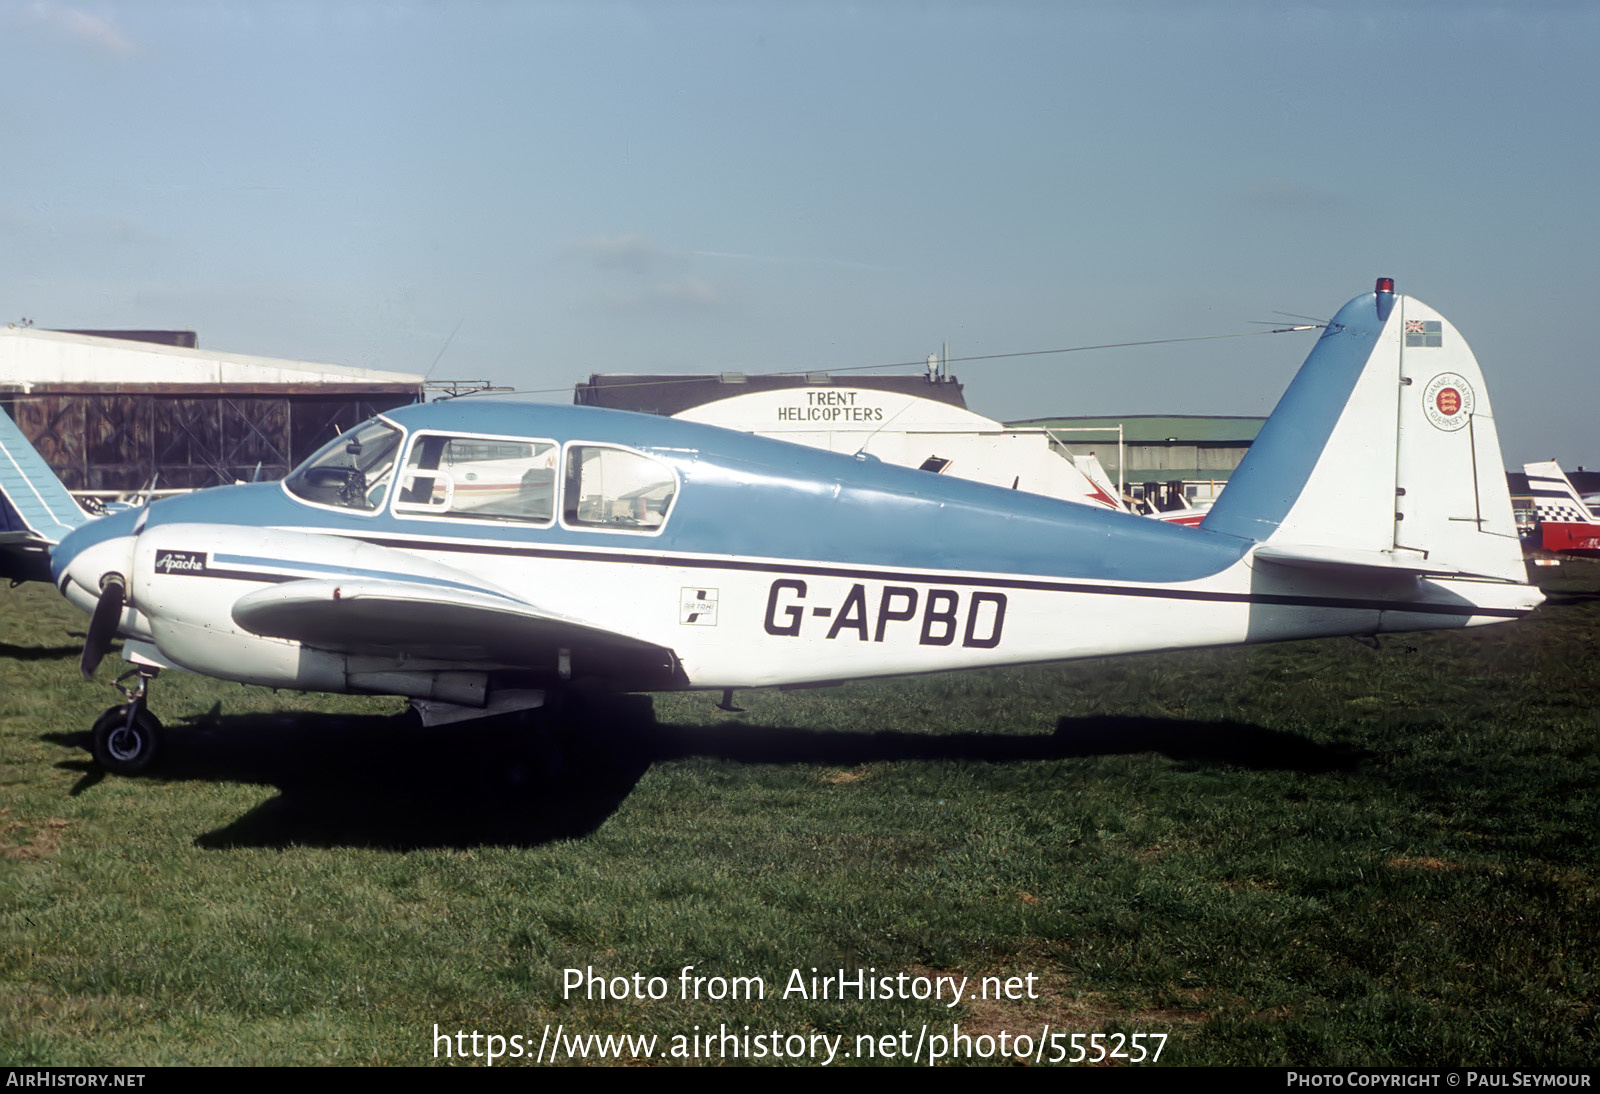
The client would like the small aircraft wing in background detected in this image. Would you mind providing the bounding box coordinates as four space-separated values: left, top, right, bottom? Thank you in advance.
0 403 92 582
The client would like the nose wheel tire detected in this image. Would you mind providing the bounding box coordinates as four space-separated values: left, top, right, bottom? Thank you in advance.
91 704 162 775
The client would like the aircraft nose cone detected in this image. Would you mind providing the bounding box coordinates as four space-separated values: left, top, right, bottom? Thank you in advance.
53 507 141 600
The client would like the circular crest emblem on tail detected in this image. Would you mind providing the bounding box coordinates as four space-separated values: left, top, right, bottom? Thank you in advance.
1423 372 1475 431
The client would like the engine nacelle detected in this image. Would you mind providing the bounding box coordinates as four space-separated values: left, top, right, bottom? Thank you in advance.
125 523 496 703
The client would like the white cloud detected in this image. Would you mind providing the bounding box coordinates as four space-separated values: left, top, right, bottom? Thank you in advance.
569 233 671 275
692 249 890 272
24 1 135 55
651 276 718 306
566 234 725 312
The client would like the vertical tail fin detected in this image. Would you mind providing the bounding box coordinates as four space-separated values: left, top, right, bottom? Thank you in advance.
1203 281 1526 583
1523 460 1596 526
1523 459 1600 556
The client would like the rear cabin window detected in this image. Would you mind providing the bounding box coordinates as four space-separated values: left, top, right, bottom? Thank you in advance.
394 434 558 524
562 445 676 531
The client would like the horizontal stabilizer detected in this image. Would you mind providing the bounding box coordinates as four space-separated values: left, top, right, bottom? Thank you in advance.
1253 543 1471 578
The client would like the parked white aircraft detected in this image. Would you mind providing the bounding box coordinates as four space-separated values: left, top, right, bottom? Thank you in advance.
672 387 1130 512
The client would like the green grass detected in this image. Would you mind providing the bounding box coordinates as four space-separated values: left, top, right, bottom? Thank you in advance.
1 564 1595 1066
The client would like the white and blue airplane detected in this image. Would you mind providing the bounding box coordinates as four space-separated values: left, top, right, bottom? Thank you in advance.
0 280 1542 774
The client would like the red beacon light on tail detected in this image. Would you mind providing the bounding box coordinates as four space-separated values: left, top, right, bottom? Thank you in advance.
1375 276 1396 318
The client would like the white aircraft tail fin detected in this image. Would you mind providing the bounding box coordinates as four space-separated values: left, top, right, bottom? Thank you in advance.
1203 281 1527 584
1523 460 1597 526
1072 450 1127 512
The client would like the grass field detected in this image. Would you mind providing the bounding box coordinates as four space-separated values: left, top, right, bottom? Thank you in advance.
1 563 1595 1067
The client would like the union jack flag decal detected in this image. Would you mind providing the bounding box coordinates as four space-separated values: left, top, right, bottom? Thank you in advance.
1404 319 1442 348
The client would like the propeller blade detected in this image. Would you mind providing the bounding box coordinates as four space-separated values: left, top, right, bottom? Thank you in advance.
80 579 125 680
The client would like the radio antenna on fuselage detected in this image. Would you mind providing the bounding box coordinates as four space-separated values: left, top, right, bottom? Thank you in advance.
424 317 466 383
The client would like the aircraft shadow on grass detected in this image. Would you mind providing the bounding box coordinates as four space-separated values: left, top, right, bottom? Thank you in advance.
1539 590 1600 608
45 701 1368 851
0 641 82 661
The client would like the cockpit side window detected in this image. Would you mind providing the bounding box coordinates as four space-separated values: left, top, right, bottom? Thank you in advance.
284 418 404 512
393 433 558 524
562 445 677 531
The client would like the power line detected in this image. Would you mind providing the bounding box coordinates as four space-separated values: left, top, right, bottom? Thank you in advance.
460 323 1323 400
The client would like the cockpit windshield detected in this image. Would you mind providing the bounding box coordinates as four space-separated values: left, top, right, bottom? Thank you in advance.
284 418 404 512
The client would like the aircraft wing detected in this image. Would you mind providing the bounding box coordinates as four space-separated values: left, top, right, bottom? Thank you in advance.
0 408 92 581
231 578 671 665
0 410 88 545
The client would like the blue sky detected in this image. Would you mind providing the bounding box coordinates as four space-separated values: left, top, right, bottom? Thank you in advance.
2 1 1595 466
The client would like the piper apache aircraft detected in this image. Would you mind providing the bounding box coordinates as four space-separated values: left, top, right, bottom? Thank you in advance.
0 279 1542 775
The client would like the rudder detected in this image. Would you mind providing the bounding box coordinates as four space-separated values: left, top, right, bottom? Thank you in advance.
1202 280 1525 583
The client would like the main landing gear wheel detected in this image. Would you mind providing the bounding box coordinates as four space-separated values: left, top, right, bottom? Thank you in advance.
89 667 163 776
91 704 162 775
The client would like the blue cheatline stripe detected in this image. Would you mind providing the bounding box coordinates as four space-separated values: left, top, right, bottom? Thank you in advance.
211 553 526 602
347 532 1526 619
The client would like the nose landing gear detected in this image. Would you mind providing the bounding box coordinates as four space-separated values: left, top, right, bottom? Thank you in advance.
90 667 162 776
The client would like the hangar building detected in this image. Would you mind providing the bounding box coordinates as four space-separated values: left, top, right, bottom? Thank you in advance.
1004 414 1266 510
0 326 423 494
574 371 968 416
